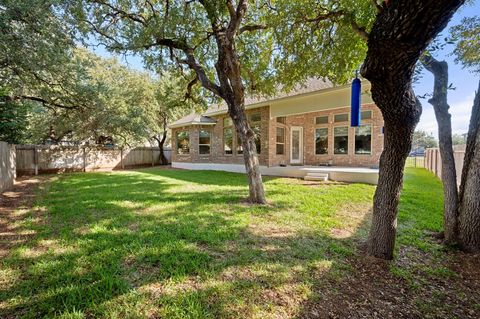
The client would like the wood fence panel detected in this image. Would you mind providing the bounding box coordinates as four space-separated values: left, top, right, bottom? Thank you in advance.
0 142 16 192
15 145 171 175
85 148 122 171
425 147 465 185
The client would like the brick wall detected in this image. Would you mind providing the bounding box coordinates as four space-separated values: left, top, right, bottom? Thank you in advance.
172 104 384 168
268 104 383 167
171 106 270 166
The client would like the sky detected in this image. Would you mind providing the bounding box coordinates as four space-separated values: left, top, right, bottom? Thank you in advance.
90 1 480 139
413 1 480 138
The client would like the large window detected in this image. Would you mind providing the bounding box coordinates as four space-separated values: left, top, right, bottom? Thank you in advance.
249 113 262 123
223 117 234 155
334 126 349 154
249 113 261 154
199 130 211 155
276 127 285 155
315 128 328 155
176 131 190 154
224 127 233 155
355 125 372 155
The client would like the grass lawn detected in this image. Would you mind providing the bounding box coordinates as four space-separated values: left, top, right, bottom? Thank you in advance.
1 168 478 318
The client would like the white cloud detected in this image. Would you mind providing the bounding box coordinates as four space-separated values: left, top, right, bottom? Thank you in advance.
416 94 476 138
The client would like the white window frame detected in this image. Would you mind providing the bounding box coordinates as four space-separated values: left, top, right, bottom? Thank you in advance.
290 126 304 164
354 124 373 155
198 130 211 155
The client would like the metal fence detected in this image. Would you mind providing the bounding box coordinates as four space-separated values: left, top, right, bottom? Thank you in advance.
405 156 425 168
15 145 172 176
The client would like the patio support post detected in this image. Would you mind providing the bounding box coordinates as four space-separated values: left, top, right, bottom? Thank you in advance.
33 146 38 176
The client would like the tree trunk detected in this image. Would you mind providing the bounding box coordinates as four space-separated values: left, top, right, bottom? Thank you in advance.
210 6 267 204
421 55 458 244
457 80 480 252
154 115 169 165
156 131 169 165
229 102 266 204
361 0 465 259
366 91 421 260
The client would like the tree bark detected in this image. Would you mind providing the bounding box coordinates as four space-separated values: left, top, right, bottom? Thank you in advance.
228 102 266 204
457 80 480 252
361 0 465 259
421 55 458 244
155 116 169 165
154 131 168 165
206 0 267 204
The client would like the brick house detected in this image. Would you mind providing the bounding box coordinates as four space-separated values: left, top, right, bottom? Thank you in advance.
170 79 384 177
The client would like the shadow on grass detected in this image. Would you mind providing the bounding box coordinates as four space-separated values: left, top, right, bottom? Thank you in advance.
1 168 464 318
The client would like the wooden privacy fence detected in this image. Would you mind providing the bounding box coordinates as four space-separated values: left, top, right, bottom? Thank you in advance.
0 141 16 192
424 146 465 185
15 145 172 176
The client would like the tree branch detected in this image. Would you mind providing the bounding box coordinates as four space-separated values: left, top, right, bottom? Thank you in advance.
372 0 384 12
3 95 80 110
227 0 248 38
351 20 369 41
184 75 199 101
303 9 370 42
92 0 147 25
239 24 268 34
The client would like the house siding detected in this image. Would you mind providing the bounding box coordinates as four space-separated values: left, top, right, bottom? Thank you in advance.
172 104 383 168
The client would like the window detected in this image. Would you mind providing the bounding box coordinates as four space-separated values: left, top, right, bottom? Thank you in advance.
315 116 329 125
199 130 211 155
276 127 285 155
315 128 328 155
249 113 262 123
236 135 243 155
223 117 233 127
334 126 349 154
224 127 233 155
361 110 372 120
176 131 190 154
249 113 261 154
355 125 372 155
252 125 261 154
334 113 349 123
276 116 286 124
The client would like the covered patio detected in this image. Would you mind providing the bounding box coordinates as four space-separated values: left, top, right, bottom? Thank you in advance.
171 162 379 185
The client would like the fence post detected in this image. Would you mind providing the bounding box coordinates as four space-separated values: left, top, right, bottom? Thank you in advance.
82 147 86 172
152 148 155 167
33 146 38 176
120 148 124 170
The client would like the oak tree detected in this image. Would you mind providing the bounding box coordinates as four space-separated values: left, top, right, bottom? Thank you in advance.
273 0 465 259
71 0 276 203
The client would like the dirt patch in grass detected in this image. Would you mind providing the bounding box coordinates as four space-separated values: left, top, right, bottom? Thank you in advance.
330 203 372 239
300 256 419 319
300 249 480 319
0 176 48 258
